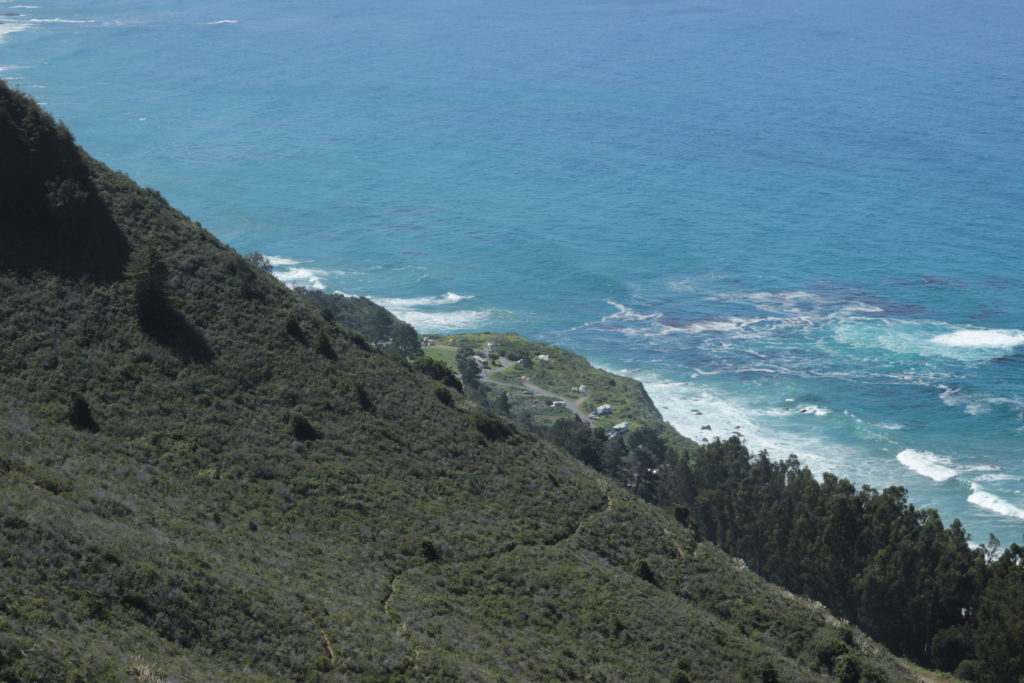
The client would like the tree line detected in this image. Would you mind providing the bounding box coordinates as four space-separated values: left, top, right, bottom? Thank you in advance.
535 418 1022 682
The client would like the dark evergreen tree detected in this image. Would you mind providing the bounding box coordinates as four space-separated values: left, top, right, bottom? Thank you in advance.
315 329 336 359
67 393 98 432
125 242 168 312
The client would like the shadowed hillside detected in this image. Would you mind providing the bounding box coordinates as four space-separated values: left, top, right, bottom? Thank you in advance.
0 84 129 279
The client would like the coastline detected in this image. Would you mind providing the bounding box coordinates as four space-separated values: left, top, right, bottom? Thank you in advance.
415 325 1024 546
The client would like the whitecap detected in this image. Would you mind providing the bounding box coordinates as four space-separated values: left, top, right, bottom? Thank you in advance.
603 301 662 322
896 449 957 482
204 19 239 25
876 423 905 430
938 385 961 406
756 408 794 417
965 402 991 416
975 474 1021 483
371 292 474 308
832 318 1024 362
797 404 830 417
0 23 31 41
677 316 767 334
266 255 305 266
29 18 94 23
385 308 493 333
274 267 329 290
711 290 825 315
840 302 885 315
627 371 862 476
931 329 1024 349
937 386 1024 417
968 483 1024 520
737 366 786 375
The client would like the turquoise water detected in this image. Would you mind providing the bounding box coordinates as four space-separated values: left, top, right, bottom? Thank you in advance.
4 0 1024 543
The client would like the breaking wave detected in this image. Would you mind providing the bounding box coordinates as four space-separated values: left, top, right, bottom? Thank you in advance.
371 292 473 308
896 450 957 482
968 484 1024 520
930 329 1024 349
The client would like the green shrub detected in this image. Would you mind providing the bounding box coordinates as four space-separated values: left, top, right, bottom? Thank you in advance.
412 357 462 392
472 411 514 441
435 386 453 406
285 313 306 344
816 638 849 671
353 382 373 412
315 329 336 360
634 558 656 585
833 654 860 683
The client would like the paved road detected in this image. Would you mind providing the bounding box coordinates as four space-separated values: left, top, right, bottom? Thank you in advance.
480 359 594 428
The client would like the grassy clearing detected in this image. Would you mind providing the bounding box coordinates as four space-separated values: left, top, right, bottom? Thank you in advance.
422 343 457 371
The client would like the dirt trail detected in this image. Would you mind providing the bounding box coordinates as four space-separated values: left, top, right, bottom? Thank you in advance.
382 483 614 618
383 575 398 616
662 527 687 558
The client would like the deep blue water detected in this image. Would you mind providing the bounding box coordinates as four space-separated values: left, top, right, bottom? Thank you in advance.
4 0 1024 543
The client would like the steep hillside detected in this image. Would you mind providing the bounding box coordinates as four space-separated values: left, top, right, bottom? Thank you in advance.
0 81 915 681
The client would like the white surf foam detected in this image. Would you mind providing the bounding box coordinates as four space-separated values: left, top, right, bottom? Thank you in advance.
266 255 305 266
678 316 767 334
737 366 785 374
840 302 885 315
363 291 491 332
938 385 1024 417
274 267 328 290
386 308 492 333
603 301 662 322
796 404 831 417
975 473 1021 483
968 483 1024 520
629 371 869 476
965 402 991 416
371 292 474 308
710 290 826 315
756 408 794 417
204 20 239 25
931 329 1024 349
896 449 957 482
833 318 1024 362
0 22 31 42
29 18 94 23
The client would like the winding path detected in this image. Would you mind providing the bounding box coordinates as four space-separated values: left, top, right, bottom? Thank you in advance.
382 483 614 619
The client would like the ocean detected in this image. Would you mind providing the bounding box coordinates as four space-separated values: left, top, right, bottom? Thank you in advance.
4 0 1023 544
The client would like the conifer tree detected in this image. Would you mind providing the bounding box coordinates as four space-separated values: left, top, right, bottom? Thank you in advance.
125 242 168 311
